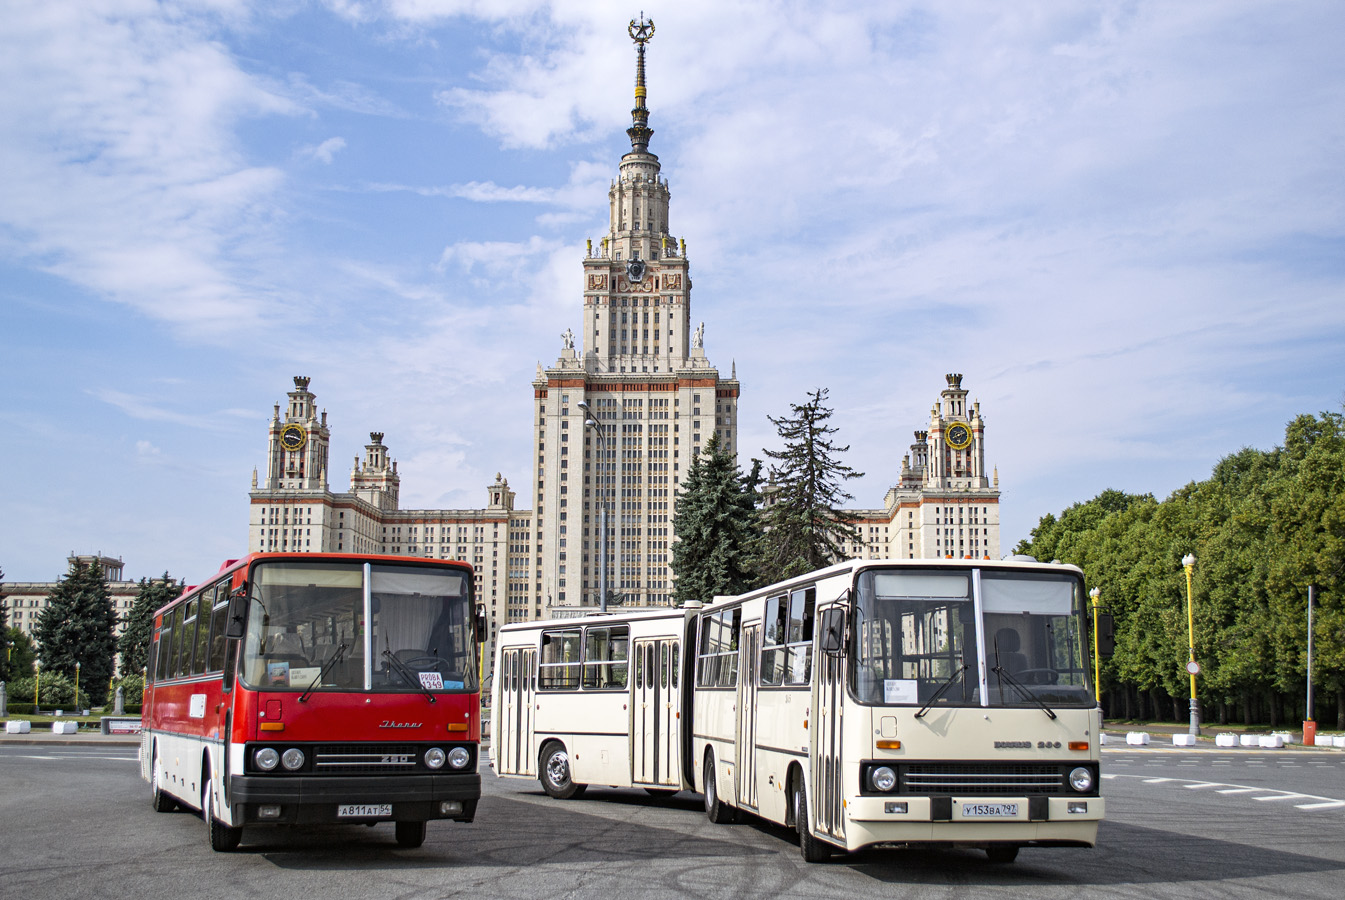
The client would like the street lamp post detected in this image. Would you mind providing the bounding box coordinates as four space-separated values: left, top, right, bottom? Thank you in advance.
1181 553 1199 736
579 403 609 613
74 661 81 713
1088 586 1102 704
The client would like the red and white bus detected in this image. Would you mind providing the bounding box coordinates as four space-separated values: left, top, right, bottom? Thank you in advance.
140 553 484 851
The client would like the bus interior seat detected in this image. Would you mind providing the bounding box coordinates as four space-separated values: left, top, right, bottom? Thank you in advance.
993 628 1029 676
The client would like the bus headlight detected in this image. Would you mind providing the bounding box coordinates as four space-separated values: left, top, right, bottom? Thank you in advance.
281 748 305 771
870 766 897 792
425 747 447 769
254 747 280 771
447 747 471 769
1068 766 1094 792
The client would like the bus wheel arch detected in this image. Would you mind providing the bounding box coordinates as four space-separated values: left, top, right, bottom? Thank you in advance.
539 740 587 800
784 763 805 829
201 757 242 852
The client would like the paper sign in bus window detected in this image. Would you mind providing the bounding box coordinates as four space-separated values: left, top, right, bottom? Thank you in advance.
418 672 445 690
884 679 918 704
267 661 290 686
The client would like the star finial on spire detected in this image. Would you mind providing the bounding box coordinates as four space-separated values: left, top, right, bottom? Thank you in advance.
626 13 655 152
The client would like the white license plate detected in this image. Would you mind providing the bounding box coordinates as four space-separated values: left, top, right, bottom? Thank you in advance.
338 804 392 818
961 802 1019 818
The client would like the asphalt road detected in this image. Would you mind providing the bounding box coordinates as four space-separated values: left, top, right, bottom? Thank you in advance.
1 742 1342 899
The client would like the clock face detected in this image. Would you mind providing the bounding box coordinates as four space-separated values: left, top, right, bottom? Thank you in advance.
946 423 972 450
626 259 647 283
280 423 307 452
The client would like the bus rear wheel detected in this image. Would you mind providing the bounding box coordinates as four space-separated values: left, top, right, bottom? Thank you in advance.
703 757 736 824
150 745 176 813
395 821 427 848
539 742 587 800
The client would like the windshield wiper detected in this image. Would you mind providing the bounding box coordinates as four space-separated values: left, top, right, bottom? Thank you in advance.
298 641 347 703
915 662 968 719
382 640 436 704
991 665 1057 720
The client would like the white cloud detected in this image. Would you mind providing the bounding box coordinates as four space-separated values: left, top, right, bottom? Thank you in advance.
303 136 348 163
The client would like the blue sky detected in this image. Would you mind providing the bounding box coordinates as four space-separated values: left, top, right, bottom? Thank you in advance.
2 1 1342 584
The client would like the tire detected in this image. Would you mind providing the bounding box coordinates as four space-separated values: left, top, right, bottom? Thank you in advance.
986 845 1020 864
539 742 587 800
644 787 679 799
151 745 177 813
204 776 242 852
395 821 427 848
703 757 736 824
794 783 832 863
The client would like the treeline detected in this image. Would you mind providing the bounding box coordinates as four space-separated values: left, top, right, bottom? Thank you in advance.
1017 411 1345 729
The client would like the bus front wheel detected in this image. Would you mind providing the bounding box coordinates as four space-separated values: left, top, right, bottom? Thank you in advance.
539 742 587 800
793 783 832 863
204 776 242 852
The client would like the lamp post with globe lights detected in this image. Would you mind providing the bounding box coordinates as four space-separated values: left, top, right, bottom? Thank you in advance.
579 402 610 613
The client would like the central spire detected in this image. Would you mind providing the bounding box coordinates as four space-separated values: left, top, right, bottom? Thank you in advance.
626 14 655 153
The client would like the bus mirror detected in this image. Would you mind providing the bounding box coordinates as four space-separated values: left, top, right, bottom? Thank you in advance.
1096 613 1116 658
819 607 846 656
476 604 488 641
225 586 248 640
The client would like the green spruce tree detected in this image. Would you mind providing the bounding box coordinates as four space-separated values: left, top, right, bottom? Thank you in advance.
118 573 182 676
672 433 761 605
6 629 37 681
34 559 118 706
0 565 9 682
755 388 865 582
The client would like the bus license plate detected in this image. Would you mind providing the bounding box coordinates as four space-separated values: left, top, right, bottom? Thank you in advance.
961 802 1019 818
338 804 392 818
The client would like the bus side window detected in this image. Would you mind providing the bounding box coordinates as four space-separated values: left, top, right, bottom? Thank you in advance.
192 590 211 675
154 620 171 682
147 626 161 683
761 596 787 685
170 604 187 679
207 582 229 674
538 629 582 690
785 588 815 685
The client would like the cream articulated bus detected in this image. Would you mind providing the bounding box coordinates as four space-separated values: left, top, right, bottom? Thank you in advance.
492 558 1107 863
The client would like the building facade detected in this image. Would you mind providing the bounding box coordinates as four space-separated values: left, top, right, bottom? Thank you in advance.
243 24 999 654
4 554 141 648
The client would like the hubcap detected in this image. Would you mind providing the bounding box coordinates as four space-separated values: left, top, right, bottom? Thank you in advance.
547 751 570 787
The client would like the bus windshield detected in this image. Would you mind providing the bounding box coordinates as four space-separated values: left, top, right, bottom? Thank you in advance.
852 567 1092 709
240 561 476 693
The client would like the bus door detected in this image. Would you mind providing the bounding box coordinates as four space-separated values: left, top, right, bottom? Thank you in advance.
811 608 845 842
736 624 761 810
498 647 536 776
632 638 681 786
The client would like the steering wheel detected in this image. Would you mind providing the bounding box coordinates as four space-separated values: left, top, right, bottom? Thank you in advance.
401 655 451 671
1011 668 1060 685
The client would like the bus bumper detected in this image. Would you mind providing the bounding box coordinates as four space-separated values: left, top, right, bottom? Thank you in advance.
842 795 1104 851
227 773 481 825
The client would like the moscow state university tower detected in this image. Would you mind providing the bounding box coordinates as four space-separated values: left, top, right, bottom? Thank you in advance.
532 17 739 610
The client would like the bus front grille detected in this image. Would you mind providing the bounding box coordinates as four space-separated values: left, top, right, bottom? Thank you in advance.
313 744 421 774
899 763 1065 795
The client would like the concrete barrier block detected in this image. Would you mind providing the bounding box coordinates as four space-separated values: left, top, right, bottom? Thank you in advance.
1099 733 1109 745
1272 731 1295 744
1333 735 1345 749
1239 735 1259 747
1126 732 1151 746
1172 734 1197 747
51 721 78 735
1258 734 1284 749
5 720 32 734
1215 733 1238 748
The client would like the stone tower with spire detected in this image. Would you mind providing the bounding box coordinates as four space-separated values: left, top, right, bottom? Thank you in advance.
532 15 740 611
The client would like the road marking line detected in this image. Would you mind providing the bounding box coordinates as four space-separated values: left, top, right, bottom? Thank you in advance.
1143 778 1174 783
1253 793 1307 801
1182 783 1224 789
1217 788 1259 794
1296 801 1345 810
